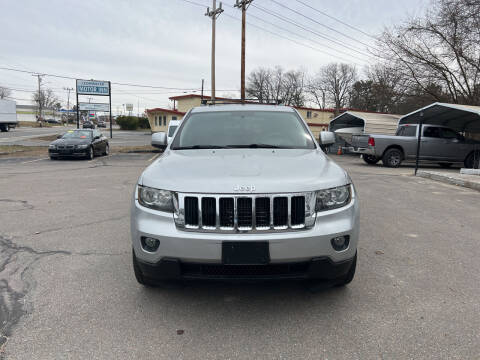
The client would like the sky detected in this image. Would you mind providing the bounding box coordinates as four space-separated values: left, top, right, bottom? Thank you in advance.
0 0 428 114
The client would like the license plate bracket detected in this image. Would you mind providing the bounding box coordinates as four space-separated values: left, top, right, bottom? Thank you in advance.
222 241 270 265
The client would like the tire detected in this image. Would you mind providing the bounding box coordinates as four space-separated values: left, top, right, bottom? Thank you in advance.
86 146 94 160
362 155 380 165
438 163 453 168
382 148 403 168
50 156 58 160
336 252 357 287
0 125 7 132
132 250 155 287
464 152 480 169
103 144 109 156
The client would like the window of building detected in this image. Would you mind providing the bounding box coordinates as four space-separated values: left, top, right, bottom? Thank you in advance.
155 116 158 126
172 116 177 120
163 116 167 126
307 111 312 119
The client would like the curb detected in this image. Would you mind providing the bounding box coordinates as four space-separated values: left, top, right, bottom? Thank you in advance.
416 170 480 192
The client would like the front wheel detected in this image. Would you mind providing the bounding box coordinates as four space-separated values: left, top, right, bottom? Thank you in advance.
382 148 403 168
0 125 8 132
362 155 380 165
86 146 94 160
103 144 109 156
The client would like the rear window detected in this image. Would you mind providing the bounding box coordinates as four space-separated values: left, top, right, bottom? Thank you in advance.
397 125 417 137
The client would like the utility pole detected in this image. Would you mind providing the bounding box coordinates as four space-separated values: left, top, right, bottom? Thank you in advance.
32 74 44 121
205 0 223 104
63 87 73 124
201 79 204 103
234 0 253 103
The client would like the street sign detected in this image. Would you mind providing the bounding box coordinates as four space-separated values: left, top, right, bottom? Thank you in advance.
79 102 110 112
76 79 110 96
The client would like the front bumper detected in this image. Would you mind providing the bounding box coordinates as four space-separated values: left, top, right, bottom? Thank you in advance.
131 191 359 280
49 149 88 157
136 254 356 281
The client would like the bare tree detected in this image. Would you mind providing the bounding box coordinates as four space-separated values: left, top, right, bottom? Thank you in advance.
306 76 326 109
376 0 480 105
317 63 357 115
32 88 60 115
0 86 12 99
246 67 306 106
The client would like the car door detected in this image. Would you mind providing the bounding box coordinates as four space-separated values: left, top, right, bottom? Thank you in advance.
421 126 445 160
439 128 470 161
92 130 102 154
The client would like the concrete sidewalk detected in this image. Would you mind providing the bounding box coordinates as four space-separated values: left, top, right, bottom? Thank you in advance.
417 169 480 191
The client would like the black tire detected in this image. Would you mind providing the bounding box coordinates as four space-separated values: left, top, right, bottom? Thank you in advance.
464 152 480 169
0 125 8 132
132 250 155 287
103 144 109 156
382 148 403 168
336 252 357 287
50 156 58 160
86 146 94 160
438 163 453 168
362 155 380 165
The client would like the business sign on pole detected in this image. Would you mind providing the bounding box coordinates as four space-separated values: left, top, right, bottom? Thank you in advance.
125 103 134 111
76 79 110 96
79 102 110 112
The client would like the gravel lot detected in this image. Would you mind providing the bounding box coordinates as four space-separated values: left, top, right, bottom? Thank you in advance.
0 153 479 359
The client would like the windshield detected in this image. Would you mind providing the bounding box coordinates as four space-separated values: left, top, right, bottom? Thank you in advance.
168 125 178 137
61 130 92 139
171 111 316 150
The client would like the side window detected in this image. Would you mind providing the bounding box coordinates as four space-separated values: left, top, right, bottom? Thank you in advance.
403 126 417 137
441 128 459 139
424 127 441 138
396 127 405 136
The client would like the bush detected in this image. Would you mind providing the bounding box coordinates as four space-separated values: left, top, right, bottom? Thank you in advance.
138 117 150 129
116 116 151 130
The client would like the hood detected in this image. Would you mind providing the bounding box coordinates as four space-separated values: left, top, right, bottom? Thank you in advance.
140 149 349 193
51 138 91 146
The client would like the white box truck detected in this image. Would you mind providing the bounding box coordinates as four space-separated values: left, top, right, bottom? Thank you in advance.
0 99 18 132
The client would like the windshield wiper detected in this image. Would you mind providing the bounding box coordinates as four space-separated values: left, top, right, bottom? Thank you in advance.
172 145 227 150
225 144 282 149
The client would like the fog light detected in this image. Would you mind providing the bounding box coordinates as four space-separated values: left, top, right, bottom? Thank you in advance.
331 236 349 251
141 237 160 252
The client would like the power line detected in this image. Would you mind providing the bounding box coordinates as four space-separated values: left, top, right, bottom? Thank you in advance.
293 0 376 39
177 0 369 64
267 0 378 54
244 7 369 63
252 3 373 59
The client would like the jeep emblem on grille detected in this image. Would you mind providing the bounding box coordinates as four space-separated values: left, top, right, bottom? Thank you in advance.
233 185 256 192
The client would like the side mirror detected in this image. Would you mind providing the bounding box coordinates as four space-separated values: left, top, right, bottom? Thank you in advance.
319 131 335 146
152 132 167 150
57 134 62 139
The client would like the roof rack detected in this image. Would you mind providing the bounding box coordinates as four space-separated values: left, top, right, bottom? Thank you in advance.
200 98 283 106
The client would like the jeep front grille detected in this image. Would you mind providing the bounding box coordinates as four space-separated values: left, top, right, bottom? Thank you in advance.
174 193 316 233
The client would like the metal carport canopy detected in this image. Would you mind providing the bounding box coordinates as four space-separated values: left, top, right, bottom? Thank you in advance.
329 111 402 135
398 102 480 134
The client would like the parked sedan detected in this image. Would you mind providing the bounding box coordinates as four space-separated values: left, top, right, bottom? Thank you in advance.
97 121 107 128
48 129 109 160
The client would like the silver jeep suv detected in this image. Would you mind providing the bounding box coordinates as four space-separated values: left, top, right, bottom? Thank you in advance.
131 104 359 285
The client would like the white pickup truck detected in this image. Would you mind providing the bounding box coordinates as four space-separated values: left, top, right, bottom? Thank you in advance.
0 99 18 132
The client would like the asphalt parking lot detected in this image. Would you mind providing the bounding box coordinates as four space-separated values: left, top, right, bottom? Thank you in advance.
1 153 479 359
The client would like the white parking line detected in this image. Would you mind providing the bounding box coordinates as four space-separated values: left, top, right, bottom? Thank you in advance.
20 157 49 164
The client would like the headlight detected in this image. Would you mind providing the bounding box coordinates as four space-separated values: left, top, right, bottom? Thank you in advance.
138 185 174 212
76 144 89 149
315 185 352 211
48 144 56 149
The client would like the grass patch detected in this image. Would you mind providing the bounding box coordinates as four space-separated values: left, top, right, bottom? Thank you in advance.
17 121 53 128
112 145 158 153
0 145 47 157
32 134 60 142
